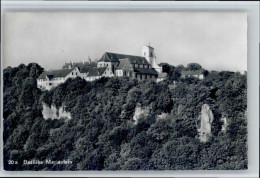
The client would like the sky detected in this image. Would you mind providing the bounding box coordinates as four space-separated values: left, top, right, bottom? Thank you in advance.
3 12 247 72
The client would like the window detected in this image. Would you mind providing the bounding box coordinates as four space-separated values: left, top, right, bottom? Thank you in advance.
130 71 132 77
72 72 74 75
150 52 153 57
76 72 77 75
140 74 142 80
124 71 126 76
112 65 115 73
100 64 102 67
107 64 108 66
145 75 147 79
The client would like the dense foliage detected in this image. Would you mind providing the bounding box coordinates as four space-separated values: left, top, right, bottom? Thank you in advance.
3 63 247 170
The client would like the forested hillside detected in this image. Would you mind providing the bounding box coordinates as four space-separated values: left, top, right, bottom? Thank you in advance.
3 63 247 170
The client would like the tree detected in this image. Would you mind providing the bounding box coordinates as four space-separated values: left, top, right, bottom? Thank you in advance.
186 63 202 71
3 63 248 171
159 63 182 81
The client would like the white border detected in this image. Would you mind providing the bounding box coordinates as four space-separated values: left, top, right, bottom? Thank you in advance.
1 1 259 177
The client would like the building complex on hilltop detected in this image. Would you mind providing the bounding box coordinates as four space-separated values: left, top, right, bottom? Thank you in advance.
37 45 167 90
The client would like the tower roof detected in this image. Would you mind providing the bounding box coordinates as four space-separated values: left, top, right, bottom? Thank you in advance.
146 45 154 49
142 45 154 49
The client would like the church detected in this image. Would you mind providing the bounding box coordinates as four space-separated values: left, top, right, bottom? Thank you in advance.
37 45 166 90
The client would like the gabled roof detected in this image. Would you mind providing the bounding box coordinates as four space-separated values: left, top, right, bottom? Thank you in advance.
116 58 135 70
116 59 128 70
87 67 107 77
134 68 158 75
38 68 74 80
87 67 99 77
99 52 149 65
63 62 97 69
79 66 92 73
181 69 205 76
98 67 107 76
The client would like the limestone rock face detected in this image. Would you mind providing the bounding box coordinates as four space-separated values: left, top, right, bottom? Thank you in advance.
132 104 167 125
132 103 150 124
157 113 167 119
177 104 184 114
42 102 71 120
198 104 214 142
221 117 228 132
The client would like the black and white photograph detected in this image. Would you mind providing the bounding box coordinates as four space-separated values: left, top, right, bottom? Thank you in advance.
2 11 248 171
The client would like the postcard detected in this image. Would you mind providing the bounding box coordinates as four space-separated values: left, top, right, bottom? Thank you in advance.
2 11 247 171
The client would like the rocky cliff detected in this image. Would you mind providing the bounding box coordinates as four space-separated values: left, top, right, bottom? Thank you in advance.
132 104 167 124
221 117 228 132
42 102 71 120
197 104 214 142
132 103 150 124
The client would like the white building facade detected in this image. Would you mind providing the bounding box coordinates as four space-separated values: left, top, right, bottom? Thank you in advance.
181 69 205 79
37 67 80 90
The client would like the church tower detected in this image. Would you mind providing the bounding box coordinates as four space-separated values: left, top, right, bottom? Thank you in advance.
142 45 162 73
